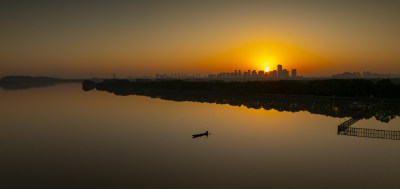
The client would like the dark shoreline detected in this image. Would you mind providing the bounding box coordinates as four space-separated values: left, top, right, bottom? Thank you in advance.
83 79 400 122
83 78 400 99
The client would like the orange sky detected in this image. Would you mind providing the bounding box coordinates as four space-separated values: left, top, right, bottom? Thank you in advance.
1 1 400 78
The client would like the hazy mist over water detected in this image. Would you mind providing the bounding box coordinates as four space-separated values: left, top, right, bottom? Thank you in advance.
1 83 400 188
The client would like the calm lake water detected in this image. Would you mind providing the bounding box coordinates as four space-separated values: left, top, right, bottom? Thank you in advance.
1 83 400 189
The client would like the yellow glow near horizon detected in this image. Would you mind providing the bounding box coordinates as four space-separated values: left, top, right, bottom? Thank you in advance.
199 41 331 75
254 55 279 72
262 61 272 72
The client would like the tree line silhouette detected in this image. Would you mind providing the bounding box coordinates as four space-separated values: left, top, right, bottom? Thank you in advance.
83 79 400 99
83 79 400 123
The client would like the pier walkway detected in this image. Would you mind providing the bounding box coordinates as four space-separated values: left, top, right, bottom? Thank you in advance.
337 118 400 140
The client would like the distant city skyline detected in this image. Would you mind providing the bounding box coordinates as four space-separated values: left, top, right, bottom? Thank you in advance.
152 66 399 80
207 64 301 80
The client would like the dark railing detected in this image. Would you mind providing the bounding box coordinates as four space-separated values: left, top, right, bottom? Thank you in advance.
337 118 360 132
338 127 400 140
337 117 400 140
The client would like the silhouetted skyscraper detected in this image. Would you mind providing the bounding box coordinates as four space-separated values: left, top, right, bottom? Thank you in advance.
252 70 257 77
281 69 289 79
258 71 264 77
271 70 277 79
292 69 297 77
277 64 283 79
277 65 282 72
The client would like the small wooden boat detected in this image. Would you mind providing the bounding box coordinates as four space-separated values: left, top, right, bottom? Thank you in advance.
192 131 209 138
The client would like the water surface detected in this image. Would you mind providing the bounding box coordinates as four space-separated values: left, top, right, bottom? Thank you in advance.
1 83 400 189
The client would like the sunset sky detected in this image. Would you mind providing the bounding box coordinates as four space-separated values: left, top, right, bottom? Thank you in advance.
1 0 400 78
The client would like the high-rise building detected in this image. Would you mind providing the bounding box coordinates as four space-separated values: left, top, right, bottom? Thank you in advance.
281 69 289 79
270 70 277 79
277 65 282 72
277 64 283 78
258 71 265 77
252 70 257 77
292 69 297 77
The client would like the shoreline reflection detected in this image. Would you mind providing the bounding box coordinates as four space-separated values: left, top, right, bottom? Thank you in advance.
89 87 400 124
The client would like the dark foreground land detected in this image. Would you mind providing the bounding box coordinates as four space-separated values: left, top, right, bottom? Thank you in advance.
83 78 400 99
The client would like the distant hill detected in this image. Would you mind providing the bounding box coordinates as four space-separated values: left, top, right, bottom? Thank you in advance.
0 76 82 90
0 76 81 83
